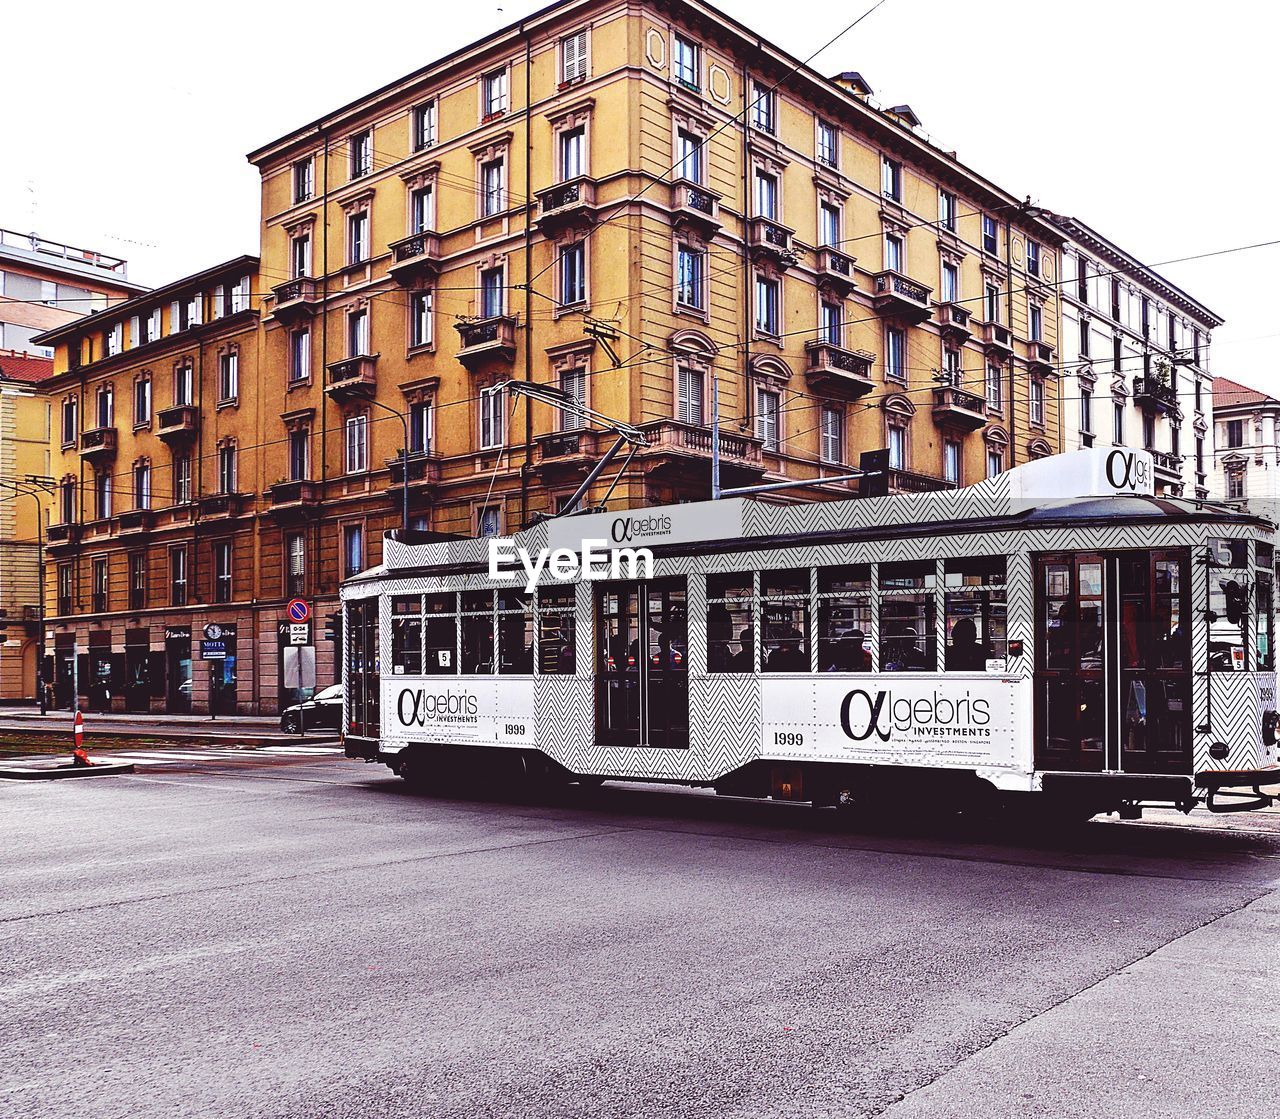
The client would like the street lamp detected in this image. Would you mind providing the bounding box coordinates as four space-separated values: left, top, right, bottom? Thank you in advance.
366 398 411 536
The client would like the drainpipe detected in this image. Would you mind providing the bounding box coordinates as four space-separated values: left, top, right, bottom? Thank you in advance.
1005 213 1016 469
320 127 330 588
521 21 533 528
740 52 753 455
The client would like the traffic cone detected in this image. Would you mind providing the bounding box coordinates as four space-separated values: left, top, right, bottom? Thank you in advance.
71 710 92 767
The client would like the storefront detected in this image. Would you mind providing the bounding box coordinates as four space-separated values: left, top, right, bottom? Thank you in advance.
165 626 192 713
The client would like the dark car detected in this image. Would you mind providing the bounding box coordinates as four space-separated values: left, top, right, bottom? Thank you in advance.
280 684 343 732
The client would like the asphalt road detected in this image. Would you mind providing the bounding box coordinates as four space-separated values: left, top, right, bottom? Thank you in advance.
2 753 1278 1119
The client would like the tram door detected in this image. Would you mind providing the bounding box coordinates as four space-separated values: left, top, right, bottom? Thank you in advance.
595 577 688 749
1035 551 1191 773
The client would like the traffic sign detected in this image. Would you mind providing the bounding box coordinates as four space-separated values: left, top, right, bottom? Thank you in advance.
289 623 310 645
286 598 311 623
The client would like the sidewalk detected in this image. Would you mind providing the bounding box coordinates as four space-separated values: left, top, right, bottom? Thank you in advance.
0 706 339 746
0 705 282 727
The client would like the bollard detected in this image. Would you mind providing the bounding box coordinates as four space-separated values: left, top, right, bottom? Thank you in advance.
71 710 92 767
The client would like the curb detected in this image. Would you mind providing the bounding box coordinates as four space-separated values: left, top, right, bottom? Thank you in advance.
0 727 339 748
0 762 136 781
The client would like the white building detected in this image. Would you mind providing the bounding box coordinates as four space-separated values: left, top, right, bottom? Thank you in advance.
1211 377 1280 508
1046 215 1221 499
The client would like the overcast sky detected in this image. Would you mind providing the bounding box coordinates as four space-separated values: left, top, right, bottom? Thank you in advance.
6 0 1277 386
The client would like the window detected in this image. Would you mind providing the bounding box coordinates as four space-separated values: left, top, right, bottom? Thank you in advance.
1113 401 1125 444
1026 239 1041 277
820 301 842 346
1171 422 1180 459
1196 436 1205 476
133 462 151 510
675 130 702 183
821 405 843 463
819 202 840 248
343 525 364 579
293 158 314 204
885 326 905 381
884 232 903 272
350 130 372 179
1079 316 1091 357
986 446 1003 478
1113 335 1123 374
170 547 188 606
406 401 430 455
1226 419 1244 448
59 478 75 524
754 276 779 336
982 214 998 254
1193 328 1203 368
288 428 309 481
985 364 1002 411
1076 255 1089 303
412 100 437 151
880 561 935 672
754 170 778 219
1168 311 1178 351
945 558 1007 671
1141 296 1151 338
560 127 585 180
481 159 504 216
345 415 368 473
289 329 310 383
1080 387 1093 433
1029 302 1042 342
939 190 957 232
539 587 577 674
288 236 309 283
676 245 705 310
410 186 434 234
1195 377 1203 413
750 80 776 134
888 424 906 470
1030 379 1044 426
761 570 810 672
214 540 232 604
558 366 587 431
561 30 588 83
943 439 961 484
347 211 368 264
218 444 237 493
57 563 73 615
348 307 369 356
816 120 838 168
497 589 533 674
96 385 113 429
106 322 122 357
706 573 753 672
483 68 508 117
410 290 433 348
478 506 502 537
61 398 77 445
174 361 193 406
92 557 108 614
392 596 425 675
218 349 238 402
480 266 504 318
676 361 704 426
128 553 145 611
941 260 959 303
673 34 699 90
95 471 112 519
1141 412 1155 450
479 385 505 450
881 156 902 201
133 378 151 426
942 347 961 386
173 454 191 505
755 385 780 451
1227 469 1245 501
286 534 306 597
559 242 586 307
984 283 999 323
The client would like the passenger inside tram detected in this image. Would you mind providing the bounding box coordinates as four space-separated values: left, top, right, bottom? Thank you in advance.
731 625 754 671
945 617 987 671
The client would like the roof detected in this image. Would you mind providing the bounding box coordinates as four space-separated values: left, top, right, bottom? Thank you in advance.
0 349 54 385
0 229 147 295
1213 376 1278 411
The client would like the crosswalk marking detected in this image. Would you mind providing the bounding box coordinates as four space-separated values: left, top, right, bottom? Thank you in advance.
74 745 345 767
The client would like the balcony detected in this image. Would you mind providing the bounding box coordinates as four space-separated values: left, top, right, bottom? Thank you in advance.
747 217 797 267
1025 341 1055 375
1133 375 1178 414
804 341 875 399
455 316 517 369
814 248 856 295
46 522 81 551
534 429 602 474
931 385 988 432
872 269 932 323
670 179 722 235
387 232 442 286
117 508 155 535
78 427 117 463
935 302 973 343
534 177 600 235
271 277 322 322
981 322 1014 360
325 355 378 401
888 468 957 495
386 452 440 488
199 492 247 519
1151 449 1183 484
156 405 199 445
267 479 321 519
636 419 765 485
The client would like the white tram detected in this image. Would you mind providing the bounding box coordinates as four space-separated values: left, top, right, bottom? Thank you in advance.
341 448 1280 819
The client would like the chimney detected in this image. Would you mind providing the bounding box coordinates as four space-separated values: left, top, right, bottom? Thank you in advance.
886 104 922 130
830 71 873 99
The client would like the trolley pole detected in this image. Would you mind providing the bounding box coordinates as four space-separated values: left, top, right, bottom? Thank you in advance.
711 376 722 501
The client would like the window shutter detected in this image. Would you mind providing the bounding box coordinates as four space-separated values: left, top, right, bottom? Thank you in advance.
676 367 691 424
212 285 225 319
128 316 140 349
169 300 180 334
149 308 161 340
564 31 587 81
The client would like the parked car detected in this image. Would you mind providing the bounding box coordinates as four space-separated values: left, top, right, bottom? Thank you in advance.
280 684 343 732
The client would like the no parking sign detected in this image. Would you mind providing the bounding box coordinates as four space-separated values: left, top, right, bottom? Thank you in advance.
286 598 311 624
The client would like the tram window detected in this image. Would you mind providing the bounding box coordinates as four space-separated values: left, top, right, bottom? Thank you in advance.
816 564 870 671
391 596 424 675
498 590 534 674
1257 542 1274 571
1256 572 1274 671
346 598 380 736
1153 558 1185 670
818 565 871 594
944 558 1006 671
538 587 576 674
1208 543 1248 671
423 593 458 674
461 592 494 674
707 573 754 673
761 569 809 672
880 562 935 672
